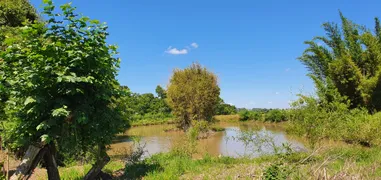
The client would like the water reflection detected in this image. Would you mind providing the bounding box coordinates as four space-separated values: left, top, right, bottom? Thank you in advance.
109 122 305 158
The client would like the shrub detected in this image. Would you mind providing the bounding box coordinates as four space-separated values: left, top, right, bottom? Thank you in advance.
288 95 381 147
239 110 250 121
265 109 287 122
262 162 291 180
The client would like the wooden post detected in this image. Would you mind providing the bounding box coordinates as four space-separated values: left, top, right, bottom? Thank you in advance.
83 155 110 180
43 144 60 180
10 145 46 180
84 145 110 180
6 152 9 180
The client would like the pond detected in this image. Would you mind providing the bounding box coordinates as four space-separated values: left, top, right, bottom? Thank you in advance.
109 122 306 159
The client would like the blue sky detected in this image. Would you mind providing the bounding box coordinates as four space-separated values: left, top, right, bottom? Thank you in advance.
30 0 381 108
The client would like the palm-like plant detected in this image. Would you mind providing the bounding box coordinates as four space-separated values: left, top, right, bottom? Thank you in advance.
300 12 381 111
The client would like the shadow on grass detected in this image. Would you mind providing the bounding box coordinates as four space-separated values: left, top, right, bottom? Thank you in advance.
123 162 162 180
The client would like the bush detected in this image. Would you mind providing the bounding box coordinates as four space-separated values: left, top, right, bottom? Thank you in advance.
264 109 287 122
288 95 381 147
239 110 250 121
262 162 291 180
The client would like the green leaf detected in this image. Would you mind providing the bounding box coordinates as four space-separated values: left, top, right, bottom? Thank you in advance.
36 121 49 131
24 97 36 106
40 134 51 144
52 105 70 117
90 20 100 24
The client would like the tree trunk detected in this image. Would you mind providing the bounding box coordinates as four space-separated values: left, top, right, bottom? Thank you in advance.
84 146 110 180
10 145 46 180
43 144 60 180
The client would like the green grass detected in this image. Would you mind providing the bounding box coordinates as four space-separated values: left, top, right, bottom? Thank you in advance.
34 161 124 180
30 142 381 179
121 145 381 179
124 152 253 180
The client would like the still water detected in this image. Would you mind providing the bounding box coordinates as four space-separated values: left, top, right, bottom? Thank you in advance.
109 122 305 158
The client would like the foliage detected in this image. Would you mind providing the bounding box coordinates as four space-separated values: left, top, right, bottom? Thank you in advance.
288 94 381 147
264 109 287 122
167 63 220 130
155 85 167 99
0 0 39 126
119 86 171 120
0 0 126 163
238 109 251 121
238 109 287 122
262 162 291 180
215 97 237 115
300 12 381 111
0 0 38 27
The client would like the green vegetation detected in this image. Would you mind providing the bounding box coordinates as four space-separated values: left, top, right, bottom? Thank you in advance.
215 97 237 115
120 133 381 179
288 13 381 148
1 0 381 179
118 85 173 126
0 0 38 27
119 13 381 179
167 63 220 131
238 109 288 122
1 1 126 178
299 13 381 111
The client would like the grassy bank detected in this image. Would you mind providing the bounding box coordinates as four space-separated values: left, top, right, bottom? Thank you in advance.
4 142 380 179
213 114 240 122
131 114 241 126
130 117 176 126
122 144 381 179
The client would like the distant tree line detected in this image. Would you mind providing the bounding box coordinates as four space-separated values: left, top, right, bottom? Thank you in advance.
119 84 237 124
238 108 288 122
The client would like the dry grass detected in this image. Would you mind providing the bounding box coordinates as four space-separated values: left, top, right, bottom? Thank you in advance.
178 144 381 180
213 114 240 122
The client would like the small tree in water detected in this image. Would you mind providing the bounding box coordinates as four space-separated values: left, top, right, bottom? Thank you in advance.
0 1 125 179
166 63 220 131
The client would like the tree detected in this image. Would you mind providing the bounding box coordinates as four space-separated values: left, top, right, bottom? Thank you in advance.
215 97 237 115
167 63 220 130
137 93 156 114
0 0 39 121
0 1 125 179
300 12 381 111
0 0 38 27
155 85 167 99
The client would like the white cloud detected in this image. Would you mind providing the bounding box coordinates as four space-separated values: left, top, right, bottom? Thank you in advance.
275 92 280 95
249 101 256 105
268 101 273 104
285 68 291 72
227 102 234 106
165 46 188 55
191 42 198 48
